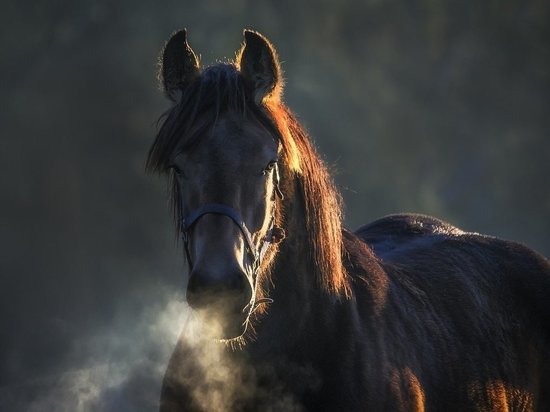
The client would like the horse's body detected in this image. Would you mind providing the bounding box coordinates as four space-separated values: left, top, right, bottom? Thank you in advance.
150 30 550 411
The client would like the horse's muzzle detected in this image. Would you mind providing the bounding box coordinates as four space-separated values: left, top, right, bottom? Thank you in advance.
186 268 252 338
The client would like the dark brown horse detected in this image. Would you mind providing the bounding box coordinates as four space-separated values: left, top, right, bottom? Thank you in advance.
148 29 550 411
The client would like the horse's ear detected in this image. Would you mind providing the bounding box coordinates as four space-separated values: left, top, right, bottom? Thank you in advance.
237 30 283 105
159 29 200 102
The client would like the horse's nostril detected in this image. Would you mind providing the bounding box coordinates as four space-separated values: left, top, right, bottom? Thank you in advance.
186 269 250 310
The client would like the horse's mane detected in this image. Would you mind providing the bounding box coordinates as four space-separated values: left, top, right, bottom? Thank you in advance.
146 63 350 298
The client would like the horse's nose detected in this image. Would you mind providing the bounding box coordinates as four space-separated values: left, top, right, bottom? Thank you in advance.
186 268 251 312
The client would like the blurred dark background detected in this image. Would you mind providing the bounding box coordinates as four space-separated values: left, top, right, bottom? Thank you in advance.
1 1 549 410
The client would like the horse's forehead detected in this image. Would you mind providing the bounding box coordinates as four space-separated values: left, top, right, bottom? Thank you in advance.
203 115 277 161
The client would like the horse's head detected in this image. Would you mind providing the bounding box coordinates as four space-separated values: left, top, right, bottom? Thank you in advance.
149 30 286 339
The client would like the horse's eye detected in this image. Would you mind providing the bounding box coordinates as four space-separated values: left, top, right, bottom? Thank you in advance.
262 160 277 176
171 165 185 177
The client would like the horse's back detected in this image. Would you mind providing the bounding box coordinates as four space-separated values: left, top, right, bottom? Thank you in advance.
355 213 550 330
355 213 464 258
353 213 550 410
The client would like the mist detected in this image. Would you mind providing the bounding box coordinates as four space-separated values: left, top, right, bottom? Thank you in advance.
1 287 186 411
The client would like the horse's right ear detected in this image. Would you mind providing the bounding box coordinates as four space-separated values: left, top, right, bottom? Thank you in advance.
159 29 200 102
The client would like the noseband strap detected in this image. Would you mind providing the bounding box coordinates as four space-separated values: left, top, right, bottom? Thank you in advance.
181 203 259 263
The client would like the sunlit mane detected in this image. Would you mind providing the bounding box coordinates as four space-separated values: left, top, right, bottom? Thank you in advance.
264 101 351 298
147 63 350 298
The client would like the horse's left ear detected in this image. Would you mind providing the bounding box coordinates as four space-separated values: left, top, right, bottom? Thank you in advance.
237 30 283 105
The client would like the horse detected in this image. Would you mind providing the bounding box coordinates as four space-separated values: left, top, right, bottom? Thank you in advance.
147 29 550 411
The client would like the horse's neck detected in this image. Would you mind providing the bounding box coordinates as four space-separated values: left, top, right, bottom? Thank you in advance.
252 188 345 352
250 180 388 348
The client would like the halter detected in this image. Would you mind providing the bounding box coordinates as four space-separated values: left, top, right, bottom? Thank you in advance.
180 163 284 276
